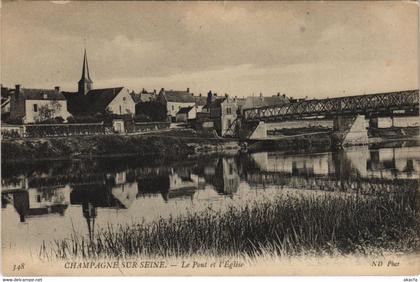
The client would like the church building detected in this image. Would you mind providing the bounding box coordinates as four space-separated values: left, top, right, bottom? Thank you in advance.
64 50 135 117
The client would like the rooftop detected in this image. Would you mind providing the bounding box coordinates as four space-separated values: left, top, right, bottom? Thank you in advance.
160 89 196 103
18 88 67 101
176 106 194 115
64 87 125 115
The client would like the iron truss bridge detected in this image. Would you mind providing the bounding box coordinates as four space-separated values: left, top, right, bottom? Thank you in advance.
243 90 419 122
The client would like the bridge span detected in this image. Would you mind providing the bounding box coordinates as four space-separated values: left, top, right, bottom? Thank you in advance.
243 90 419 122
225 90 419 145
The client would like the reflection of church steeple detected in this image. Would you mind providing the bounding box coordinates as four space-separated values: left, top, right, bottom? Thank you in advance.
82 202 97 242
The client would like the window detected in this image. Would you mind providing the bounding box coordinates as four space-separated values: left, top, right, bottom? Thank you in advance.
172 105 175 111
33 104 38 112
226 107 232 115
119 105 122 114
123 97 126 101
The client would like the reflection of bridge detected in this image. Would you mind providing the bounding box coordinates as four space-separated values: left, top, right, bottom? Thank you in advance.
243 90 419 122
245 147 419 195
244 171 417 195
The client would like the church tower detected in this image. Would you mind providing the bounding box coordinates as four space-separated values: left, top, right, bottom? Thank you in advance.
78 49 93 95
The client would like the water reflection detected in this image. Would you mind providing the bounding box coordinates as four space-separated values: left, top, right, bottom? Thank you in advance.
205 158 240 196
1 145 419 246
248 147 419 180
2 185 70 223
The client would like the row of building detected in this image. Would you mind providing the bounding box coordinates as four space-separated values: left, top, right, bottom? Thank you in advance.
1 50 290 136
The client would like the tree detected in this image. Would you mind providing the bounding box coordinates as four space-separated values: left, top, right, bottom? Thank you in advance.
135 101 167 122
36 101 62 123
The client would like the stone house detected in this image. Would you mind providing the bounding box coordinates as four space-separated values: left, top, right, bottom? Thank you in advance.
157 88 196 121
175 106 196 122
203 94 238 136
9 85 72 124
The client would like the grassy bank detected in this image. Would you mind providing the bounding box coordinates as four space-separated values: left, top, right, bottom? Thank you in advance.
40 192 419 260
1 130 238 162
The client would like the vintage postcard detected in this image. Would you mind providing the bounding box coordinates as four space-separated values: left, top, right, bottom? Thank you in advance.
1 0 419 278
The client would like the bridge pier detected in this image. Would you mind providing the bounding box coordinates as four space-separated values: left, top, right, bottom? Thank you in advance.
249 121 267 140
333 115 368 147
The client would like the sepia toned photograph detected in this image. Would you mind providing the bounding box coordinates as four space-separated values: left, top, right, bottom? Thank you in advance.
1 0 419 278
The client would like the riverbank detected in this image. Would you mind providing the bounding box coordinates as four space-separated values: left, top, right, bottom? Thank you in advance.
1 129 240 163
2 126 418 163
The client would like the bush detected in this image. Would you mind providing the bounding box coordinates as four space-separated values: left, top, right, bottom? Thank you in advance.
66 116 76 123
35 117 65 124
134 114 151 122
68 115 103 124
5 117 23 125
135 101 167 122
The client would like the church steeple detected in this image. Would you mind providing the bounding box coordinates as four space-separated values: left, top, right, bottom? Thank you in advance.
78 49 93 95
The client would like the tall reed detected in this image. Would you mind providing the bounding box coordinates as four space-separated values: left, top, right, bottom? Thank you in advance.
40 192 419 260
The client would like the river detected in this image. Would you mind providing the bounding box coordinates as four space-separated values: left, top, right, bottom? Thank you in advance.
1 143 419 256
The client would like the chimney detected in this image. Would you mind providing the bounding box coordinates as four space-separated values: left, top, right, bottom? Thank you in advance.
277 92 280 97
161 88 164 92
187 87 190 93
225 93 228 98
199 93 202 97
259 93 263 98
54 86 60 93
154 89 156 94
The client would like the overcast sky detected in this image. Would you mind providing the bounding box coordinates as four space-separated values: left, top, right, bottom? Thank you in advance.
1 1 418 98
